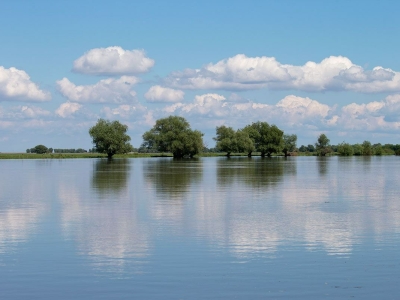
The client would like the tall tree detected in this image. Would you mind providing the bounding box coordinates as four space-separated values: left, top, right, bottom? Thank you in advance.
33 144 48 154
315 134 331 156
214 125 237 157
142 116 203 158
362 140 373 156
243 122 283 157
282 134 297 157
89 119 133 159
214 126 254 157
235 129 255 156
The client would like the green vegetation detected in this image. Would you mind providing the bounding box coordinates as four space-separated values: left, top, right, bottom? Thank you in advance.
142 116 204 158
243 122 284 157
89 119 134 159
27 145 53 154
283 134 297 157
315 134 332 156
214 121 287 157
298 136 400 156
0 152 173 159
3 115 400 159
54 148 88 153
362 140 373 156
213 125 250 157
337 142 354 156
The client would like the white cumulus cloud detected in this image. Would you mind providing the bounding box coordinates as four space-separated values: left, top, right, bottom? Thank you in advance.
339 94 400 130
164 93 228 117
56 76 138 104
163 94 336 131
56 102 83 118
164 54 400 93
101 104 146 119
144 85 184 103
73 46 155 75
0 66 51 102
0 105 51 120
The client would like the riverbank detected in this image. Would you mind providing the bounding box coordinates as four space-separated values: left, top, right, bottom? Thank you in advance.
1 152 395 159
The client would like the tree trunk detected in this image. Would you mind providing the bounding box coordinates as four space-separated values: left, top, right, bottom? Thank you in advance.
247 152 252 157
107 153 113 160
261 152 266 157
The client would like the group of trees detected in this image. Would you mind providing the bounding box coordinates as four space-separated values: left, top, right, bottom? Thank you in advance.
214 121 297 157
26 117 400 159
141 116 203 158
299 135 400 156
89 116 203 159
27 146 89 154
85 117 399 159
27 145 53 154
53 148 88 153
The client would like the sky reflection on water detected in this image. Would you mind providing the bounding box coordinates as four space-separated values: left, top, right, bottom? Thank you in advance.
0 157 399 298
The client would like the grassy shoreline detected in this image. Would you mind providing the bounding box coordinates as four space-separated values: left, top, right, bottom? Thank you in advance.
0 153 172 159
0 152 396 159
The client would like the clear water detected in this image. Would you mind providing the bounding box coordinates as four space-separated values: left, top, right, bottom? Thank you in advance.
0 156 399 299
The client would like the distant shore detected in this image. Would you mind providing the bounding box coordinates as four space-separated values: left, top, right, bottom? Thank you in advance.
0 152 397 159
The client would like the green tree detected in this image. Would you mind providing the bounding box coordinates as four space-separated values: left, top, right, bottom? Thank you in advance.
33 144 48 154
307 144 316 152
214 125 237 157
89 119 133 159
298 145 307 152
214 126 255 157
142 116 203 158
282 134 297 157
362 140 373 156
374 144 383 156
352 144 363 156
235 129 255 156
315 134 331 156
243 121 283 157
337 142 354 156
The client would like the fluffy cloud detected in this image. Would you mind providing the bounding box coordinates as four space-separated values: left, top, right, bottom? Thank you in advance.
144 85 184 103
163 93 227 116
0 105 51 119
101 104 146 119
73 46 155 75
56 102 83 118
0 66 51 102
57 76 138 104
164 94 336 130
164 54 400 93
339 94 400 131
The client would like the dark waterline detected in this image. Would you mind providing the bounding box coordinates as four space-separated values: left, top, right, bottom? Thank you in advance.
0 157 399 299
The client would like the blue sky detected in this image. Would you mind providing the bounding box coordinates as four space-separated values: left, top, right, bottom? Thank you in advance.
1 0 400 152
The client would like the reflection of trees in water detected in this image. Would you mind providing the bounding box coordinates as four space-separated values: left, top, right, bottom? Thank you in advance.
144 158 203 199
217 157 296 190
361 156 372 172
91 159 131 195
60 159 149 275
316 157 329 175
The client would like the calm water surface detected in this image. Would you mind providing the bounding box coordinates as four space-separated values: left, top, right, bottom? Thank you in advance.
0 157 399 299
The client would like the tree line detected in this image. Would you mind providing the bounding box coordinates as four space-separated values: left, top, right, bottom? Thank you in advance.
27 116 400 158
27 146 89 154
299 137 400 156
